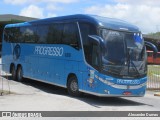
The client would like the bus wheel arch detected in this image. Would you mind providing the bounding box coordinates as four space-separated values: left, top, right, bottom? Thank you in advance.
67 73 81 97
16 64 23 82
10 63 16 80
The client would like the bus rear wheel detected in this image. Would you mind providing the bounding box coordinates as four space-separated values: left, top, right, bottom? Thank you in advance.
16 66 23 82
11 65 16 80
67 76 81 97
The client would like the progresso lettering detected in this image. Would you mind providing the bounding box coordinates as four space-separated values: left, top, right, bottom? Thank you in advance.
34 46 63 56
117 79 140 85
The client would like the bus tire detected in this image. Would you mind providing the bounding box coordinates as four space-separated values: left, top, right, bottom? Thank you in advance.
67 76 81 97
16 66 23 82
11 65 16 80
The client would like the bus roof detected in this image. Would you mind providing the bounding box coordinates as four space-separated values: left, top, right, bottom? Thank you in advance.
5 14 140 32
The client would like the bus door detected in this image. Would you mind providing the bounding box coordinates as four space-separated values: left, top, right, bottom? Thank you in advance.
83 35 101 92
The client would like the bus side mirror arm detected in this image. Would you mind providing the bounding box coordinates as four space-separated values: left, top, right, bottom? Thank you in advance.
145 41 158 53
88 35 100 45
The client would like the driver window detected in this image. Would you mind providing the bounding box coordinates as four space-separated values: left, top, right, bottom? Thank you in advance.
92 44 99 68
79 22 97 66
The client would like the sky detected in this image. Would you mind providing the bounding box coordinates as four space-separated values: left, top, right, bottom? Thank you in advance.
0 0 160 34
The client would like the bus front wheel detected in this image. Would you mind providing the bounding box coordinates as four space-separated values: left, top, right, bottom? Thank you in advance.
67 76 81 97
16 66 23 82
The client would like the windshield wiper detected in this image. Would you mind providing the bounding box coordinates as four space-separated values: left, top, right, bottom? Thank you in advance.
127 49 140 77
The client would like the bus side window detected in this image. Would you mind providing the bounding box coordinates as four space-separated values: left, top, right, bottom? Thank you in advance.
47 23 64 44
79 22 97 65
22 26 37 43
37 24 49 44
4 28 19 43
62 23 80 49
6 27 23 43
13 27 21 43
92 44 99 68
6 28 14 43
4 29 9 42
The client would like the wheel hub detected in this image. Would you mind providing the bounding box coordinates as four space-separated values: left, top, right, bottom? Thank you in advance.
70 81 78 92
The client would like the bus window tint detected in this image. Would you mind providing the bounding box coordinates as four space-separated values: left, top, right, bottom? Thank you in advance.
4 28 9 42
47 23 63 44
13 27 21 42
79 22 97 65
62 23 80 48
4 26 37 43
4 27 20 43
22 26 37 43
37 24 49 44
4 28 15 42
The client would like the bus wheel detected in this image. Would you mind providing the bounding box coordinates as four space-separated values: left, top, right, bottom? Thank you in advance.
67 76 81 97
11 65 16 80
16 66 23 82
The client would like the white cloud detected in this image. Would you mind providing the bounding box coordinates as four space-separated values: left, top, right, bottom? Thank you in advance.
4 0 27 5
42 0 78 4
46 13 57 18
85 3 160 33
4 0 78 5
46 4 62 11
20 5 44 18
4 0 75 18
115 0 160 6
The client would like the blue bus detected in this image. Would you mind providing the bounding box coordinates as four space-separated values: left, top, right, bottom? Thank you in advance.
2 14 147 97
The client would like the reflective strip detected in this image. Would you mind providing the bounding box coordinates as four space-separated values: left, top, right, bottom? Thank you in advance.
111 82 146 89
96 75 146 89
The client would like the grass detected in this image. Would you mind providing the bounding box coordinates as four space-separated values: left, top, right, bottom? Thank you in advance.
147 65 160 90
148 65 160 77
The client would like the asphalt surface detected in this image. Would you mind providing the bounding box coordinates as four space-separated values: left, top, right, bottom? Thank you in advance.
0 77 160 111
0 77 160 120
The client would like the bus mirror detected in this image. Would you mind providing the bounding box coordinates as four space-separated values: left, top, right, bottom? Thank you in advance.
88 35 100 45
145 41 158 53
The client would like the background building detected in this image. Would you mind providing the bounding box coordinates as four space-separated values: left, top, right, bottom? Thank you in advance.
143 34 160 52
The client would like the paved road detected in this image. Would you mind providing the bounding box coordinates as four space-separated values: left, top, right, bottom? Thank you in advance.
1 77 160 120
0 77 160 111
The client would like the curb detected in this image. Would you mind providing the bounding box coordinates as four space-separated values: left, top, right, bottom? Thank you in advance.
154 92 160 96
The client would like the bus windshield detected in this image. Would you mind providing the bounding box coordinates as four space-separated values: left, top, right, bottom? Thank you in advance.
100 29 147 78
